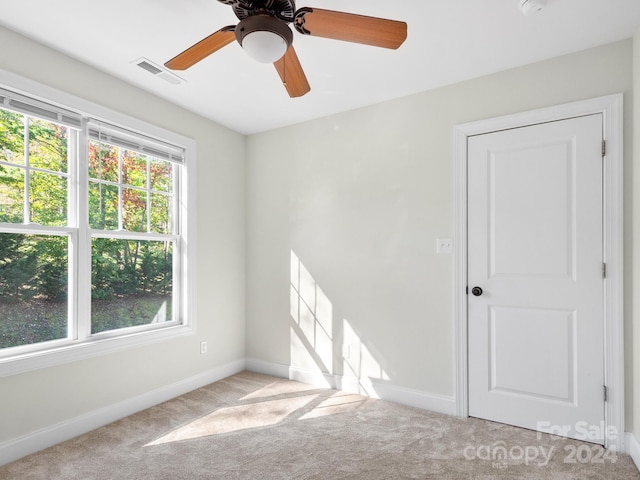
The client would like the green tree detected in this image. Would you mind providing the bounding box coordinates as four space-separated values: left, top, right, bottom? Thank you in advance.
1 110 175 346
0 112 69 304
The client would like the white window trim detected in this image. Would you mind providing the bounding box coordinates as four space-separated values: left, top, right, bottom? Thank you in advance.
0 68 197 377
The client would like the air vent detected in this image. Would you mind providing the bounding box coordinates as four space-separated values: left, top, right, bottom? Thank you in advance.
137 60 163 75
133 57 185 85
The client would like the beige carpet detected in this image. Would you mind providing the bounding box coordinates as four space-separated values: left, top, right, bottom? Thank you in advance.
1 371 638 479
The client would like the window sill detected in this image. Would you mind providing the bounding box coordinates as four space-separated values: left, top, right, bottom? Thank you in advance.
0 324 194 377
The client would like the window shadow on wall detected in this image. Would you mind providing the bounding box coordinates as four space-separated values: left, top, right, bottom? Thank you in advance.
289 250 389 395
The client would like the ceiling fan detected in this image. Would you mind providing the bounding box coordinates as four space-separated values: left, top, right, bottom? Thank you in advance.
164 0 408 98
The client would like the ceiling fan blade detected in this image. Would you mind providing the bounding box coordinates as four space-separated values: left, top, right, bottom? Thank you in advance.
274 46 311 98
295 8 407 49
165 26 236 70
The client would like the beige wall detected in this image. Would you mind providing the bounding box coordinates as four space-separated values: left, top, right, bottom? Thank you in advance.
0 24 638 459
0 26 247 444
246 40 634 414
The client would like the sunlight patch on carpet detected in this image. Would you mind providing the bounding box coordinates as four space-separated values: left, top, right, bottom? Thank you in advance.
145 394 319 446
240 380 320 401
299 392 367 420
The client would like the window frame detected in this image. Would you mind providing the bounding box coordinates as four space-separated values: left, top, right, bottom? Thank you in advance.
0 71 197 377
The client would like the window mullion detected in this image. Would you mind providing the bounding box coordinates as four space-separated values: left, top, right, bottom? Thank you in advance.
23 116 29 223
67 129 79 341
173 163 181 324
118 147 123 231
76 122 92 341
173 163 179 236
146 157 151 233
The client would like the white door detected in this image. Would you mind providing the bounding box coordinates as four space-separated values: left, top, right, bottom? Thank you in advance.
467 114 605 443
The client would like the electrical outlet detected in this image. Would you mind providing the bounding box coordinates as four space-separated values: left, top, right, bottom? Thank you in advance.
436 238 453 254
342 344 350 359
200 341 208 355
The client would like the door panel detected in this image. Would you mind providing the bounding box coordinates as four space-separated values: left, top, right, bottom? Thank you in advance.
490 141 574 278
467 114 604 443
490 306 575 402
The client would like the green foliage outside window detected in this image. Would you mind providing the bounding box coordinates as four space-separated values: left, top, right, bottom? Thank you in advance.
0 110 69 304
0 108 176 349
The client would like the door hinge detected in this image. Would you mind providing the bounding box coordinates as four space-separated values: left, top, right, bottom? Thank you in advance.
603 262 607 279
466 286 469 295
602 140 606 157
604 385 608 402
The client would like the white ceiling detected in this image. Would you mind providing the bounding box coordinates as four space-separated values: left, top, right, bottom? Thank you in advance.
0 0 639 135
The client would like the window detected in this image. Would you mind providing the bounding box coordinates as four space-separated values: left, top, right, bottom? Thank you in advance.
0 107 74 350
87 122 180 336
0 86 193 374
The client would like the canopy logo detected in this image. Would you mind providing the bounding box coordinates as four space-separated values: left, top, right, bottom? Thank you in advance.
463 441 555 468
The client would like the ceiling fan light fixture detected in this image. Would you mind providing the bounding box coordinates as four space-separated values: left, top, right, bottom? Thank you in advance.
236 15 293 63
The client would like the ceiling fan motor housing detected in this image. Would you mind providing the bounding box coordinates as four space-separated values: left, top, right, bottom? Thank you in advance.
218 0 296 21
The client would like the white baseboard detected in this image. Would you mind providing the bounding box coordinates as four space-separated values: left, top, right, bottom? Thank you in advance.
626 432 640 469
1 358 460 467
245 362 456 416
0 359 245 467
245 357 290 379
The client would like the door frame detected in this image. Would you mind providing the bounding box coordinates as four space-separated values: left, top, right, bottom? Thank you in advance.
453 94 624 451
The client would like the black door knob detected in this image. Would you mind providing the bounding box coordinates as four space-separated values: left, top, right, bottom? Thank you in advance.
471 287 483 297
